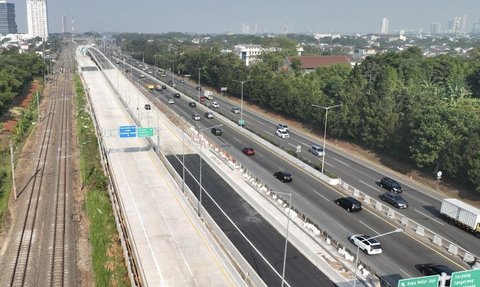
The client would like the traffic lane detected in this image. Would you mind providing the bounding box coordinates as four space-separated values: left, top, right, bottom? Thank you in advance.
203 121 469 276
167 154 335 287
122 61 473 269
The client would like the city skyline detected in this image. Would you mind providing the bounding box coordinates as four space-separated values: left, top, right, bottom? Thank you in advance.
5 0 480 35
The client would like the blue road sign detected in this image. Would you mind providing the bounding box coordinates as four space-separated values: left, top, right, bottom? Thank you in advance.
119 125 137 138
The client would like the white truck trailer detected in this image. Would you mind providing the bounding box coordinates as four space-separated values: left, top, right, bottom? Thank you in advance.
440 198 480 237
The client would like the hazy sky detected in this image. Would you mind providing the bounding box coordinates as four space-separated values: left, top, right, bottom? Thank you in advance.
9 0 480 35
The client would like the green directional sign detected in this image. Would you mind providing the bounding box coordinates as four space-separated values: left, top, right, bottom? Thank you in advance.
451 269 480 287
398 275 439 287
138 127 154 137
238 119 245 126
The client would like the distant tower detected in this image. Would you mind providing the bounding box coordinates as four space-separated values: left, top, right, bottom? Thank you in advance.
448 16 461 35
380 17 389 34
26 0 49 39
61 14 67 33
0 1 17 35
430 22 442 34
460 15 467 34
284 22 288 35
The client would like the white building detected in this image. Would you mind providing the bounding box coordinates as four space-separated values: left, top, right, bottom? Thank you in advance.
26 0 48 39
381 17 389 34
234 44 262 66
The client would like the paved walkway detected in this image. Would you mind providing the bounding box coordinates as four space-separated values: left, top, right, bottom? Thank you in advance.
76 48 243 287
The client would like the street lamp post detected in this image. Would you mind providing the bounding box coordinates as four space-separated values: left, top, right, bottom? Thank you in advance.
197 124 223 217
312 104 342 173
154 54 157 78
275 191 293 287
353 228 403 287
197 67 204 101
233 79 251 126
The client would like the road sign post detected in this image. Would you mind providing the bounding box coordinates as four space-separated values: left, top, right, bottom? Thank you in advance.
398 275 439 287
119 125 137 138
451 269 480 287
138 127 154 137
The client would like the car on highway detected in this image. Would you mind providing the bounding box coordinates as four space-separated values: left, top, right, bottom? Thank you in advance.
334 197 362 212
276 129 289 139
277 124 289 132
211 127 223 136
204 112 214 119
168 99 175 104
192 113 200 121
274 171 292 182
180 79 185 83
308 144 325 157
173 93 180 98
380 177 403 193
189 102 196 107
417 264 454 285
231 106 240 114
140 74 145 78
162 85 167 89
196 86 202 91
349 234 383 255
380 192 408 208
211 101 220 108
242 147 255 156
167 80 173 85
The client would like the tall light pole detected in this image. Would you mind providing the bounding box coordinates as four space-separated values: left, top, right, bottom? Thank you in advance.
154 54 157 78
353 228 402 287
233 79 251 126
275 191 292 287
197 67 205 101
197 124 223 217
312 104 342 173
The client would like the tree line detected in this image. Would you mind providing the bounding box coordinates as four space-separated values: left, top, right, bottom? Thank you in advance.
120 36 480 192
0 49 46 116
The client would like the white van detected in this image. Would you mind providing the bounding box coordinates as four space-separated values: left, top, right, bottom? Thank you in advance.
204 90 213 100
308 145 325 156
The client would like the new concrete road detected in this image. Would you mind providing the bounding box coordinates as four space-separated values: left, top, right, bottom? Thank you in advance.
167 154 334 287
111 54 473 281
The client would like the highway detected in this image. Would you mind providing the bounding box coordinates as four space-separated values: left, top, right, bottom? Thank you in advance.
167 154 335 287
109 53 474 283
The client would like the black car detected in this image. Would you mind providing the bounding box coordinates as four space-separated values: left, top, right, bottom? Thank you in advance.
380 192 408 208
211 127 223 136
274 171 292 183
167 80 173 85
417 264 454 286
173 93 180 98
334 197 362 212
189 102 196 107
380 177 403 193
162 85 167 89
196 86 202 91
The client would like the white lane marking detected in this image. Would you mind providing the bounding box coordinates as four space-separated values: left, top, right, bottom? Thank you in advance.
301 141 311 147
359 180 381 192
399 268 412 277
287 142 296 148
414 209 445 225
359 220 380 234
311 189 329 201
333 157 350 167
230 136 240 143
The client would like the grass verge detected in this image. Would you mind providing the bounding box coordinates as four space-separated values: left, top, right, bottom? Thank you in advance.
74 74 129 286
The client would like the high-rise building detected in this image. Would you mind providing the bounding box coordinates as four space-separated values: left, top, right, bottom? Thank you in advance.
380 17 389 34
430 22 442 34
0 0 17 35
448 16 461 35
26 0 49 39
62 14 66 33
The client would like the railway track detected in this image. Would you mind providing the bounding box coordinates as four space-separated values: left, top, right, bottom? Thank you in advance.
7 50 73 287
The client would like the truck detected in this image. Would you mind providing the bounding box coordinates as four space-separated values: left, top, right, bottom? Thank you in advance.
440 198 480 237
147 84 155 90
204 90 213 100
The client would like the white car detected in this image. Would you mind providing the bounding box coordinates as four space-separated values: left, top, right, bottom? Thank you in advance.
192 113 200 121
211 101 220 108
277 124 289 132
349 234 383 255
276 129 289 139
168 99 174 104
